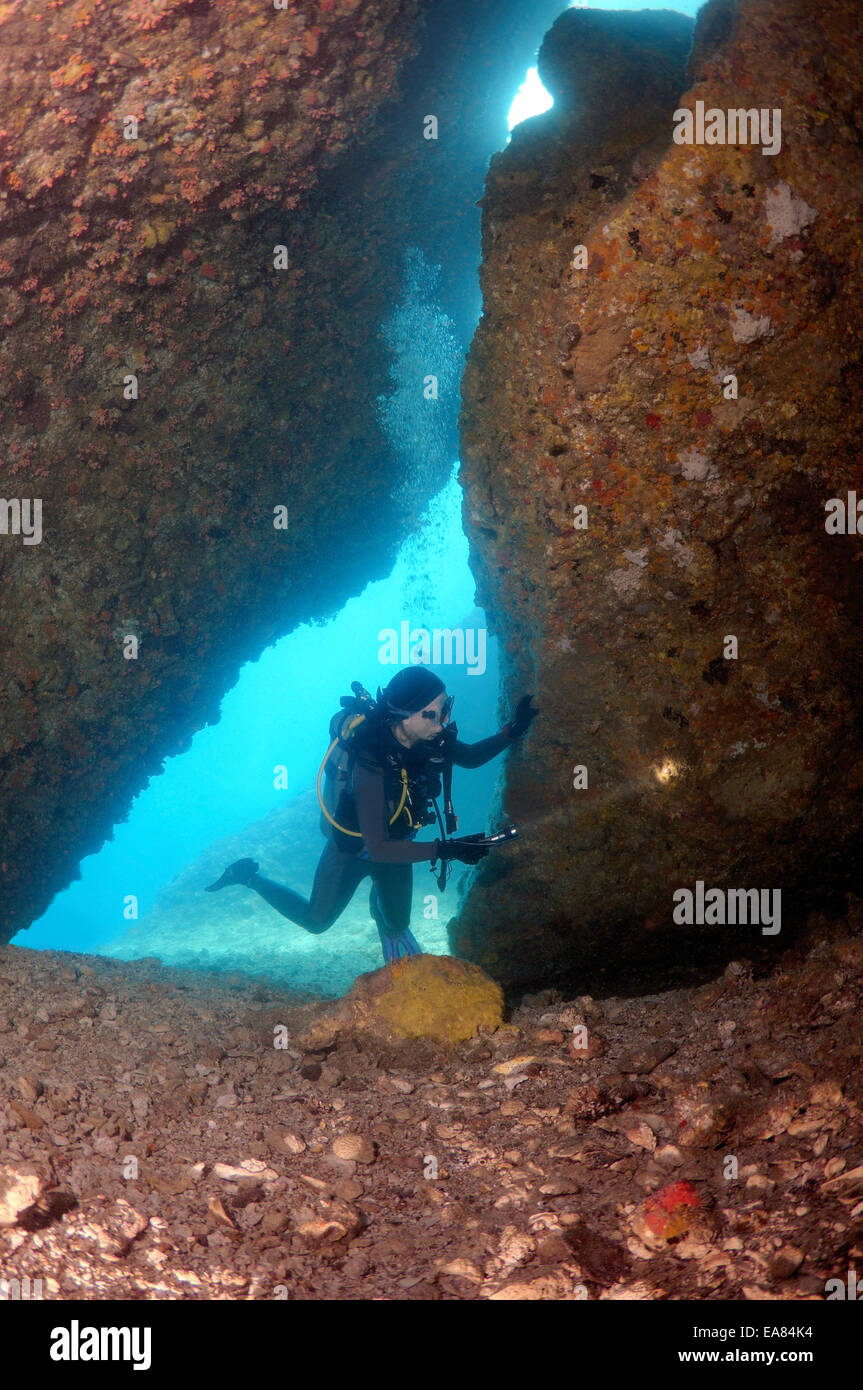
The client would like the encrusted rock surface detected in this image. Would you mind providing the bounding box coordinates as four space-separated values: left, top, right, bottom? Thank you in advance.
455 0 863 990
0 0 423 940
0 0 569 943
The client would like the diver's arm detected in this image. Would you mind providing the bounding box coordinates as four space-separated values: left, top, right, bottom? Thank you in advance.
451 696 538 767
353 761 437 864
449 729 514 769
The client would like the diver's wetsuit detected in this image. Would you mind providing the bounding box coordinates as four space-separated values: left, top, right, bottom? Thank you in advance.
248 723 513 945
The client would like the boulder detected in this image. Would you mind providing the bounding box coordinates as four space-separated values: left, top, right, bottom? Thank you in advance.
0 1163 45 1227
296 953 504 1046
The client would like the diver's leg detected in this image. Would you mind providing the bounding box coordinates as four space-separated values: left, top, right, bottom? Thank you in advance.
369 865 422 962
249 840 366 935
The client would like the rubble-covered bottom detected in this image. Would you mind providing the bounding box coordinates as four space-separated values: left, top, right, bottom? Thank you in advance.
1 918 861 1301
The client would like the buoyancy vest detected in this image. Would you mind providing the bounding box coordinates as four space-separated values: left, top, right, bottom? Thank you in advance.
319 705 455 851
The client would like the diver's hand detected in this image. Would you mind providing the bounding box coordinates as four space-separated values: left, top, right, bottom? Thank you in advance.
434 836 490 866
506 694 538 739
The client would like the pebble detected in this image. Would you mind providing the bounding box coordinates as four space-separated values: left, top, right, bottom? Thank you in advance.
811 1079 844 1105
0 1164 44 1226
770 1245 804 1279
213 1160 278 1182
745 1174 775 1195
568 1031 607 1062
822 1163 863 1194
617 1041 676 1074
323 1154 356 1177
503 1074 530 1093
492 1055 539 1077
532 1028 565 1045
389 1077 414 1094
265 1128 305 1155
653 1144 683 1170
334 1179 364 1202
16 1075 40 1103
438 1258 483 1283
332 1134 375 1164
538 1178 579 1196
499 1100 525 1116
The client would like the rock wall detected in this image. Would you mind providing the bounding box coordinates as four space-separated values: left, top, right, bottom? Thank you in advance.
0 0 568 942
454 0 863 992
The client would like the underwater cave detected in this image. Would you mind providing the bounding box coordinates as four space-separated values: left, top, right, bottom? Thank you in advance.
1 0 862 1322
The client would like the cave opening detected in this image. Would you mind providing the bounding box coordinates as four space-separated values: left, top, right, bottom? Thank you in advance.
22 462 501 998
11 0 701 995
508 64 554 132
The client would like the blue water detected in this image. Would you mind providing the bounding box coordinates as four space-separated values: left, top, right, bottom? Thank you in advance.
22 462 499 957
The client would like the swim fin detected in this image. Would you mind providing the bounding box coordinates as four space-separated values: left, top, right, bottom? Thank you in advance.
377 924 422 964
205 858 260 891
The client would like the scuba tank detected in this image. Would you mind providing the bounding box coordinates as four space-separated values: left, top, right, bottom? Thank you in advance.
318 682 376 838
317 681 413 840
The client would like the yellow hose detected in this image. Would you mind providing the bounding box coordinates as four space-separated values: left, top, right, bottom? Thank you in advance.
316 716 409 837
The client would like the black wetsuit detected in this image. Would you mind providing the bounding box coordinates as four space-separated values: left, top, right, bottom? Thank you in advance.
249 721 513 941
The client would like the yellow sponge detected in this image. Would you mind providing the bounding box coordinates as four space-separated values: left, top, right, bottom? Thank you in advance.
359 954 504 1044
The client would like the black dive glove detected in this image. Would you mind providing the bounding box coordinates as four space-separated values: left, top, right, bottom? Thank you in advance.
433 835 490 866
505 694 538 739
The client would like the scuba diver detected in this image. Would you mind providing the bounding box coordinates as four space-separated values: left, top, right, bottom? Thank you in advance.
205 665 537 963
